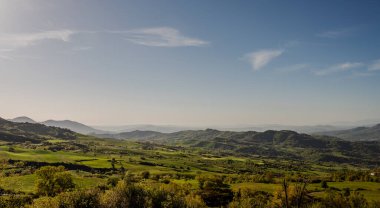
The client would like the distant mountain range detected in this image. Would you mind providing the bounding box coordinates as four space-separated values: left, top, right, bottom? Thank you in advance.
7 116 380 141
10 116 356 135
0 117 77 143
92 124 197 134
93 124 355 134
2 117 380 165
41 120 106 134
317 124 380 141
92 128 380 165
8 116 105 135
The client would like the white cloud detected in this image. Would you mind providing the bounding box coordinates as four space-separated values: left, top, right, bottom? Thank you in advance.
368 59 380 71
0 30 76 49
314 62 364 76
244 49 284 71
120 27 209 47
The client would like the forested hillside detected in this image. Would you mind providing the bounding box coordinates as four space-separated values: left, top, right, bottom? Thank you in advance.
318 124 380 141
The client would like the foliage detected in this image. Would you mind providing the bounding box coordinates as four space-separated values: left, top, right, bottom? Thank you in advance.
271 179 311 208
35 166 75 196
229 188 271 208
100 181 150 208
197 175 233 207
321 181 328 189
320 190 368 208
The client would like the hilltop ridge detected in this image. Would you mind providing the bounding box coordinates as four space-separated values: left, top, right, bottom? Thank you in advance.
318 123 380 141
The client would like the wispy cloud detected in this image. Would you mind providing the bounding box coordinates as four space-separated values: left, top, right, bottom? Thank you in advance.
0 27 208 61
314 62 364 76
0 30 76 49
119 27 209 47
317 27 356 38
368 59 380 71
244 49 284 71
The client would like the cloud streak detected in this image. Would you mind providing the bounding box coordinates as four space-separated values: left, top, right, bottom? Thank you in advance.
244 49 284 71
0 27 208 61
119 27 209 47
0 30 76 49
317 28 355 38
314 62 364 76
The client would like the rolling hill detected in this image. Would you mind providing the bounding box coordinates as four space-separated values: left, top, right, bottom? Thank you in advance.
8 116 106 135
93 128 380 165
93 124 354 134
41 120 105 134
0 117 77 143
317 123 380 141
9 116 36 123
3 116 380 166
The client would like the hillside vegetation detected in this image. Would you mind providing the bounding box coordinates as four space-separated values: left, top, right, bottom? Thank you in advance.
0 118 379 207
94 129 380 166
0 118 77 143
318 124 380 141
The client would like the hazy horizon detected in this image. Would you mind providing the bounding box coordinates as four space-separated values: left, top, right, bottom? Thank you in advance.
4 115 380 128
2 0 380 126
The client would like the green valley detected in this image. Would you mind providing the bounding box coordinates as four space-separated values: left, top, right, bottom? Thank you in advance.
0 118 379 207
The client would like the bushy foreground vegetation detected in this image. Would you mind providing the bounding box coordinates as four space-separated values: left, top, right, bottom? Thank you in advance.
0 165 379 208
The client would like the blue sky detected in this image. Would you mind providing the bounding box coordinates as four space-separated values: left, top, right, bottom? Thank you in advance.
1 0 380 126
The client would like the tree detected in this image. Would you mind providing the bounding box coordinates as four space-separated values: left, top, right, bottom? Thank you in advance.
321 181 328 189
141 171 150 179
30 189 102 208
100 181 149 208
107 177 120 187
229 188 271 208
35 166 75 196
184 193 207 208
111 158 116 171
348 191 368 208
120 164 126 177
272 178 310 208
8 146 15 152
197 176 233 207
57 189 102 208
343 188 351 197
322 190 349 208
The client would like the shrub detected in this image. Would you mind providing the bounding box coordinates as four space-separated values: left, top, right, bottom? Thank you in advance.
141 171 150 179
229 188 271 208
106 176 120 187
35 166 75 196
197 175 233 207
321 181 328 189
100 181 149 208
56 189 102 208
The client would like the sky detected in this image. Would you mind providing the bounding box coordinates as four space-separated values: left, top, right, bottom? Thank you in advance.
1 0 380 126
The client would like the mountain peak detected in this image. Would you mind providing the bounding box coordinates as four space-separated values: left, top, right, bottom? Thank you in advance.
41 119 104 134
10 116 36 123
